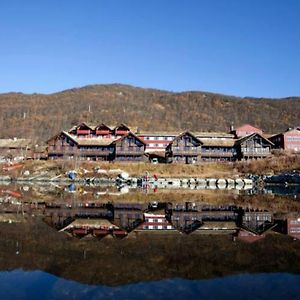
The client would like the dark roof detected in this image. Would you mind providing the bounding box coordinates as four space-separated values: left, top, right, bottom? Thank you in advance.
0 139 33 148
270 127 300 139
113 132 146 145
234 133 274 146
168 131 203 146
199 138 235 147
48 131 117 146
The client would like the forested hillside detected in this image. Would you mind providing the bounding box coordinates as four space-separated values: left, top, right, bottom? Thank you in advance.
0 84 299 142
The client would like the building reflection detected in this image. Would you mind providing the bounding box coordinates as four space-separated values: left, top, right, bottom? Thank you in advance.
0 197 299 243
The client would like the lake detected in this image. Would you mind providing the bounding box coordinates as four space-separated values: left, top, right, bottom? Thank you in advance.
0 183 300 299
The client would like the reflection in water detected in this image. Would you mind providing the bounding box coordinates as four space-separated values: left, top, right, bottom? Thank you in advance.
0 183 300 298
0 271 299 300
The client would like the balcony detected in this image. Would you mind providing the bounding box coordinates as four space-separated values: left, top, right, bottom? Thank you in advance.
77 129 91 135
172 147 201 155
96 130 111 135
116 150 143 155
48 147 77 155
201 151 235 158
115 130 129 135
80 150 111 156
48 147 112 157
241 148 270 157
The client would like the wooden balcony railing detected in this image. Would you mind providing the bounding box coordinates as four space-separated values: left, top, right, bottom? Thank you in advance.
80 150 111 156
201 151 235 158
172 148 201 155
116 150 143 155
96 130 111 135
115 130 129 135
48 147 112 156
77 129 91 135
242 149 270 156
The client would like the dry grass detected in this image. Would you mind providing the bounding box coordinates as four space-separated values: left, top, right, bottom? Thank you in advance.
1 153 299 179
234 154 300 175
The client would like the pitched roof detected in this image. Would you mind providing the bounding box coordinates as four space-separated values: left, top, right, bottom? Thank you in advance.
95 123 114 130
62 131 117 146
168 131 203 145
199 138 236 147
113 132 146 145
270 127 300 139
114 123 131 130
234 133 274 146
195 132 235 139
60 219 119 231
137 131 180 136
235 124 263 132
0 138 33 148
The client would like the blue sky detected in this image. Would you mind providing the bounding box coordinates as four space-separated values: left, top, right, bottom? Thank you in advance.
0 0 299 97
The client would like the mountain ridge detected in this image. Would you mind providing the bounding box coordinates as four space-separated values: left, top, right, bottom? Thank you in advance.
0 83 299 142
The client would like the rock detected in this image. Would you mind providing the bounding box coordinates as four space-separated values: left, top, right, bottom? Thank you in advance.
0 175 12 182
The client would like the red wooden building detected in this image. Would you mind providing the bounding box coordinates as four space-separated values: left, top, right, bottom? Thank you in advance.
137 131 179 152
236 228 266 243
270 128 300 152
136 212 175 231
287 217 300 239
68 122 132 139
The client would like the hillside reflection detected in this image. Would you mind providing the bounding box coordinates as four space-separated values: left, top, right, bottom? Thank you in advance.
0 183 300 286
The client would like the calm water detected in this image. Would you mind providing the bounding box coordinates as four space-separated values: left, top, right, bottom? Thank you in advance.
0 271 299 300
0 183 300 299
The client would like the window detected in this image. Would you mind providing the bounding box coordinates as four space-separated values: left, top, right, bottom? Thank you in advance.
287 136 300 142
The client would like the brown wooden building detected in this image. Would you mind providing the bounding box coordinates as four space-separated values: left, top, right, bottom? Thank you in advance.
165 132 202 164
234 133 274 160
114 132 146 162
0 138 35 160
47 130 145 161
199 138 236 161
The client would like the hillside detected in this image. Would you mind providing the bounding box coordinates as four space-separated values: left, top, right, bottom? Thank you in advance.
0 84 299 142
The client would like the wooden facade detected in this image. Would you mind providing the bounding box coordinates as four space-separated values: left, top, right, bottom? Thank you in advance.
69 122 132 138
136 212 175 231
114 132 146 161
287 217 300 239
234 133 274 160
166 132 202 164
138 132 178 152
44 122 300 162
270 128 300 152
112 203 147 231
242 209 273 233
199 138 236 161
47 130 146 162
47 132 115 161
168 202 239 233
0 138 35 160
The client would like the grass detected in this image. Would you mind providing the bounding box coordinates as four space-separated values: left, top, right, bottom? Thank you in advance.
0 153 299 178
234 153 300 175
